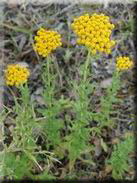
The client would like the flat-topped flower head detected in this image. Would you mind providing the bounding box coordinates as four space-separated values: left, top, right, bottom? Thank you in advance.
33 27 62 57
71 13 115 55
5 64 30 86
116 56 133 71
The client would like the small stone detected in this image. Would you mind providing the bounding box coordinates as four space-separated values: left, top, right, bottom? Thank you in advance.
100 78 112 88
35 87 43 95
17 62 29 68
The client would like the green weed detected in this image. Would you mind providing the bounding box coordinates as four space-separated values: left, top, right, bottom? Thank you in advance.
107 134 134 179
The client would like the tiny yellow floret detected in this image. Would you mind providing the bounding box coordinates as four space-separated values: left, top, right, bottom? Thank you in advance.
71 13 116 54
33 27 62 57
116 56 134 71
5 64 30 86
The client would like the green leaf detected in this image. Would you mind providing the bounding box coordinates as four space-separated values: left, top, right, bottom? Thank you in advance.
107 135 134 179
100 138 108 152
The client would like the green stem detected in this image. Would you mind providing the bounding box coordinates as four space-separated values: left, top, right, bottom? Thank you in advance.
46 56 53 108
47 56 50 87
83 49 91 83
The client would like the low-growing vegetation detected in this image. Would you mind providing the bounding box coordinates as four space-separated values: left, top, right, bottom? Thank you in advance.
0 2 135 181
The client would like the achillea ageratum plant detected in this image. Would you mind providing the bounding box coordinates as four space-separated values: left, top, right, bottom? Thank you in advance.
71 13 116 54
5 64 30 86
34 27 62 57
116 56 134 71
2 9 135 179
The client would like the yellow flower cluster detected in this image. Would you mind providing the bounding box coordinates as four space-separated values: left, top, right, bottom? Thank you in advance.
5 64 30 86
116 56 133 71
34 28 62 57
71 13 116 54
